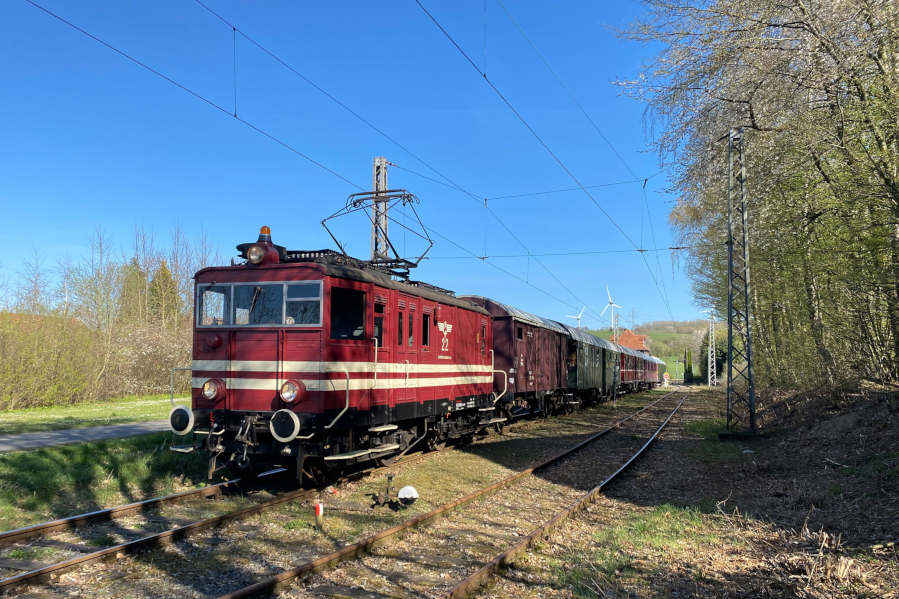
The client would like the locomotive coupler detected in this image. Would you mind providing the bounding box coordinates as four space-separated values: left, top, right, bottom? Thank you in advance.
234 415 258 446
205 425 226 452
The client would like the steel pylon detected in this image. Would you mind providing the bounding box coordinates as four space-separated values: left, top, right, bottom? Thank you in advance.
371 156 390 262
708 317 717 387
726 128 756 432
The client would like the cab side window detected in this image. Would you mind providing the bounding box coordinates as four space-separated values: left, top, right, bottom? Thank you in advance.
330 288 365 340
421 313 431 347
374 303 385 347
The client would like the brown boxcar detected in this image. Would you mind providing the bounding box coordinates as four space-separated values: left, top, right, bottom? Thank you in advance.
460 296 571 415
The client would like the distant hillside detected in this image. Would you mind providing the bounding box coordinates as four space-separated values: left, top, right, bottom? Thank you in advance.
589 320 708 377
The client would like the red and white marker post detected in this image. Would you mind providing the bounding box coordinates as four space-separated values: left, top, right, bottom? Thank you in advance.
314 502 324 530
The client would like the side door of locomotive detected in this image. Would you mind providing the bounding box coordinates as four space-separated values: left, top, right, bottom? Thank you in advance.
396 294 418 407
416 301 437 416
371 291 391 424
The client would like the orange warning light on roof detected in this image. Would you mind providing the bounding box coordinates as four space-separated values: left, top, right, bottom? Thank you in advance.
260 226 271 236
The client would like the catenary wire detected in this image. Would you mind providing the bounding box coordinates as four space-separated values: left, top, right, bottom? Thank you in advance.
22 0 363 192
497 0 674 317
425 245 704 259
194 0 465 194
413 0 675 320
26 0 668 323
192 0 609 325
496 0 640 181
24 0 592 320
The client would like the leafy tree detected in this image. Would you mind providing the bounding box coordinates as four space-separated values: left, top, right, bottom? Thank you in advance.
622 0 899 389
148 260 179 328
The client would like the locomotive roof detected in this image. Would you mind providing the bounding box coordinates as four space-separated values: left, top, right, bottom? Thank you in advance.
458 296 569 334
195 261 490 316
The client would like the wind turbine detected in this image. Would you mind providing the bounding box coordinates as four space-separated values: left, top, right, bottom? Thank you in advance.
600 286 622 340
566 306 585 329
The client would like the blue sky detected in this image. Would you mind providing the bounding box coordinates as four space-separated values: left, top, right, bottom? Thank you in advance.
0 0 702 328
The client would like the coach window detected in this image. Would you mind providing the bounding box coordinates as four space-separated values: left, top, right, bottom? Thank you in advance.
517 326 523 340
374 303 385 347
285 282 321 325
421 313 430 347
330 288 365 340
233 284 282 325
198 285 230 326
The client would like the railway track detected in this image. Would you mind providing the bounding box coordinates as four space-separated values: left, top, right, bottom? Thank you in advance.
0 403 593 590
217 391 684 598
0 390 671 596
0 447 448 594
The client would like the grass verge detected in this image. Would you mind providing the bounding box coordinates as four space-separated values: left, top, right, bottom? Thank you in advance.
557 504 720 596
684 417 747 461
0 394 188 435
0 432 207 531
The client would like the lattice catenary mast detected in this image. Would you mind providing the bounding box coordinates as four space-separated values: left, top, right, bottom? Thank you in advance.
371 156 390 262
726 128 756 432
707 317 717 388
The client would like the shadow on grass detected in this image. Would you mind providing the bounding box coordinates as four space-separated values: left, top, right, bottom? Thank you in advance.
0 432 208 530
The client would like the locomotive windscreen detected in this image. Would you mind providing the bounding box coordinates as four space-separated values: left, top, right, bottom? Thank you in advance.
234 284 282 325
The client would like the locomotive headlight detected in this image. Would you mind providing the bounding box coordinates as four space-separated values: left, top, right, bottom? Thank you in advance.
280 380 304 403
202 379 220 400
247 244 265 264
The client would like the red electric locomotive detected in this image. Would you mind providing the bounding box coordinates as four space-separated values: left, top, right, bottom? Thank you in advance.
169 227 503 483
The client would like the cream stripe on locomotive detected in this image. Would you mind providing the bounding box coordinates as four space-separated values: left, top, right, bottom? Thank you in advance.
192 360 492 374
190 375 493 392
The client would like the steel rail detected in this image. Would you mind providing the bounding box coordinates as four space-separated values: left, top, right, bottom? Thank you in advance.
0 443 448 592
0 487 316 591
0 477 235 549
215 390 678 599
443 395 686 598
0 467 291 550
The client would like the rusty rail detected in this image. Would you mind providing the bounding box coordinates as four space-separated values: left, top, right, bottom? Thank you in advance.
443 395 686 598
0 471 267 550
215 391 678 599
0 446 443 593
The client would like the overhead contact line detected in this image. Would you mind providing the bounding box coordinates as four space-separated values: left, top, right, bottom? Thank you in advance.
190 0 611 323
414 0 676 320
26 0 643 321
22 0 363 191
